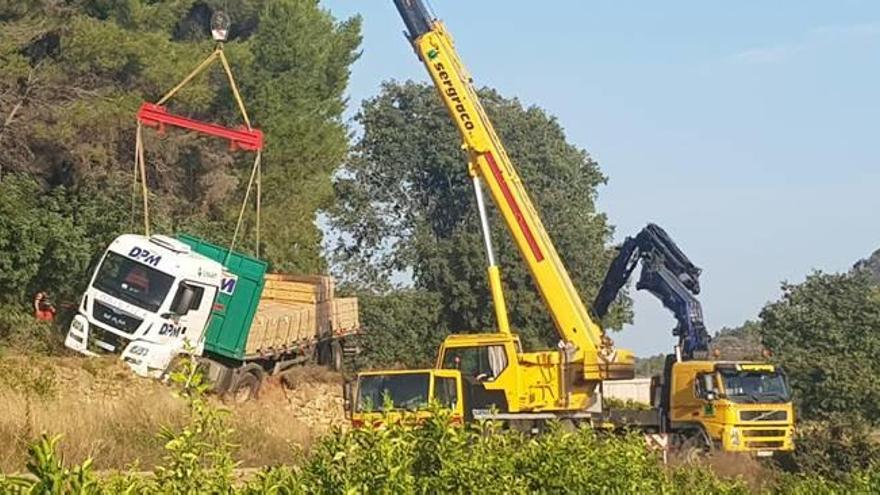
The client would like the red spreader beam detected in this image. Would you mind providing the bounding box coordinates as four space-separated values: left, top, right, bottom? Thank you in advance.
137 103 263 151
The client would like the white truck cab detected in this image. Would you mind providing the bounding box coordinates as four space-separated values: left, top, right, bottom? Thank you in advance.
65 234 224 377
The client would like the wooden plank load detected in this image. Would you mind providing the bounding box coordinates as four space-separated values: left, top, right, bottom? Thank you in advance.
329 298 359 335
261 273 335 305
245 274 358 357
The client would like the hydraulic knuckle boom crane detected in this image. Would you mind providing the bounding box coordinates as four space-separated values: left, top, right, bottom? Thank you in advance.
592 223 710 360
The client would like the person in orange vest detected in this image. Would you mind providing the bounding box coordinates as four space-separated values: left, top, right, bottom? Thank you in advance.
34 292 56 322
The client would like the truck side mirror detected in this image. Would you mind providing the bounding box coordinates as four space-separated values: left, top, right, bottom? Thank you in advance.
172 284 196 316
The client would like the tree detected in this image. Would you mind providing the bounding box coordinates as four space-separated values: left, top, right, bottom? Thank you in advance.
331 81 630 350
759 271 880 424
354 291 446 369
243 0 361 273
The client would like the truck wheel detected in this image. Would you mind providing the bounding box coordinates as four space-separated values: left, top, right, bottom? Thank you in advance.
675 429 711 463
318 342 331 366
229 370 261 403
330 341 343 372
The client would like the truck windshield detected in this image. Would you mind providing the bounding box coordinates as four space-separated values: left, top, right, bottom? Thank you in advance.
719 369 790 404
93 252 174 312
356 373 430 412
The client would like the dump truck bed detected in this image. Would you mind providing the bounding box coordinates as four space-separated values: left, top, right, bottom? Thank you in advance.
244 274 359 357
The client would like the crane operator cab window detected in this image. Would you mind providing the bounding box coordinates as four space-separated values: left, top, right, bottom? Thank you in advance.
442 346 507 382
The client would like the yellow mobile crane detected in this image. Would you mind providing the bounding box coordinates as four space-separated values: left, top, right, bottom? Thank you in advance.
369 0 635 423
348 0 794 455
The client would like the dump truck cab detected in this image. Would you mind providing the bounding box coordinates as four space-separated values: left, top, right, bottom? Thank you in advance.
65 234 225 377
657 359 795 454
348 369 465 427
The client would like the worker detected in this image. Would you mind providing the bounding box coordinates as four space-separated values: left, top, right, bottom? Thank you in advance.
33 292 56 322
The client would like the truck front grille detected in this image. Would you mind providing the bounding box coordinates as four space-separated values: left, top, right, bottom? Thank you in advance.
740 410 787 422
88 326 130 354
743 429 787 438
93 302 142 334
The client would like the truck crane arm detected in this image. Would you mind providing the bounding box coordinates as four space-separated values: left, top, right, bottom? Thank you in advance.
592 224 710 359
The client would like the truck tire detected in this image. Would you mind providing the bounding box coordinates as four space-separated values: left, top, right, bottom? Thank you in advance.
318 342 331 366
228 366 263 403
330 341 343 372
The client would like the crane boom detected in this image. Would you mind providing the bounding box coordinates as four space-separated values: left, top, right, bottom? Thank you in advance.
393 0 632 377
592 224 710 359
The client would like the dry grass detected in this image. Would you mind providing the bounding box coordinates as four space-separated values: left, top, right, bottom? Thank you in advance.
0 357 344 473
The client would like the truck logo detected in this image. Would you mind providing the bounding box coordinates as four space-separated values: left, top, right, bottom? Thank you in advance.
128 247 162 267
159 322 186 337
220 276 238 295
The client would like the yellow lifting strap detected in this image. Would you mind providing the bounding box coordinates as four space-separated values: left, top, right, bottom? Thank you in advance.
134 44 262 257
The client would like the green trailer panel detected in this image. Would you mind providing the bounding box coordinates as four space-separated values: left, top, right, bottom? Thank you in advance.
177 234 267 361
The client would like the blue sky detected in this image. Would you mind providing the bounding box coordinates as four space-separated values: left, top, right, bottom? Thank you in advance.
320 0 880 356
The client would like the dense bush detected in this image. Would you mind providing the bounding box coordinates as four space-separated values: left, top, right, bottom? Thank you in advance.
0 307 66 356
759 271 880 477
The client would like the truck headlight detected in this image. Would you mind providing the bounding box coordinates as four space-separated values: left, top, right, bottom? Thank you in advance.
730 427 742 447
71 319 84 333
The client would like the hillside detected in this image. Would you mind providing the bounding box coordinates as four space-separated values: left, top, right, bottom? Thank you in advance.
634 321 764 377
854 248 880 283
0 356 344 472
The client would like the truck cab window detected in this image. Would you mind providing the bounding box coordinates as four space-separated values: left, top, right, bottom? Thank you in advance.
171 283 204 312
93 252 174 312
434 376 458 408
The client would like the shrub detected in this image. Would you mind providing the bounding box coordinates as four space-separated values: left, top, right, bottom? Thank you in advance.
778 415 880 480
0 307 66 357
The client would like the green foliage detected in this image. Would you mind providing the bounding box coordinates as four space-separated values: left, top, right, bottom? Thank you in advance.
782 417 880 481
0 306 66 356
0 174 133 311
759 271 880 478
250 409 719 494
635 353 666 377
152 356 239 493
331 81 630 352
354 290 446 369
759 271 880 424
23 434 101 494
243 0 362 273
603 397 651 410
7 395 880 493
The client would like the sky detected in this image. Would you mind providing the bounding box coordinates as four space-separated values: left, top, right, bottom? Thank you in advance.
320 0 880 356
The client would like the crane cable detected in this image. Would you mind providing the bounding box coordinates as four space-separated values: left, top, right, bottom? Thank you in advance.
133 44 262 258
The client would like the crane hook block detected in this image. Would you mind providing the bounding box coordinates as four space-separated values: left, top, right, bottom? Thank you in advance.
136 103 263 152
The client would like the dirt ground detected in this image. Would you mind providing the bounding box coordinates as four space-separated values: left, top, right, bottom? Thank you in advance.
0 355 346 472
